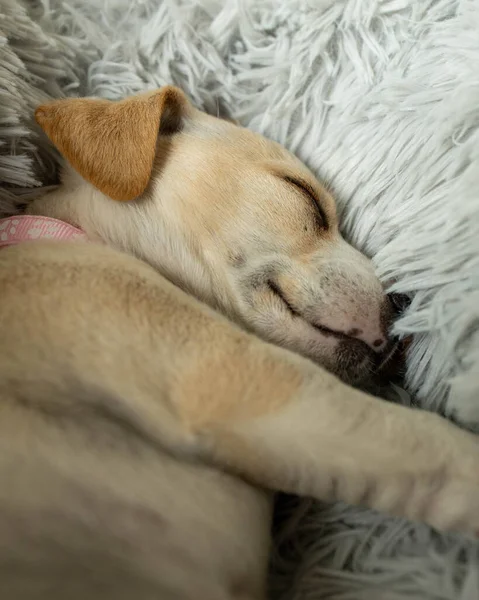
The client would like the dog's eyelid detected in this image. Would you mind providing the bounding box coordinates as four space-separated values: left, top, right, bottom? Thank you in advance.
282 176 328 229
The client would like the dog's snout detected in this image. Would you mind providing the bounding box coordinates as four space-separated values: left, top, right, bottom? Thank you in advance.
345 326 386 353
343 296 393 353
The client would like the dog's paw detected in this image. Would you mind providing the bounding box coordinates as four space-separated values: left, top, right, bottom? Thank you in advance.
424 478 479 536
426 434 479 536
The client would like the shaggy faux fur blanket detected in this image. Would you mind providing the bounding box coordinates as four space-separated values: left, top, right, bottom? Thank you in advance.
1 0 478 598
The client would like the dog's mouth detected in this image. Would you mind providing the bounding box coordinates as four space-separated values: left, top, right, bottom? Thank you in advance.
266 279 373 351
266 279 402 382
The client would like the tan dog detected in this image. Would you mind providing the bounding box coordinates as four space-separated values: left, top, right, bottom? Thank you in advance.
0 87 478 599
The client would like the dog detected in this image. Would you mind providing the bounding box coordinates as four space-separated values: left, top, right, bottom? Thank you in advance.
0 86 478 599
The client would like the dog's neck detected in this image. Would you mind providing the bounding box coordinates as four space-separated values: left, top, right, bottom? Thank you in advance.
27 167 235 318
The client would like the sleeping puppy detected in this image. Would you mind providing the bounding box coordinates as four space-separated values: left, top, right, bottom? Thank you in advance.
0 87 478 599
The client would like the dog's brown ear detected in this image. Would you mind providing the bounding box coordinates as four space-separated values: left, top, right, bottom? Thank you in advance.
35 87 190 201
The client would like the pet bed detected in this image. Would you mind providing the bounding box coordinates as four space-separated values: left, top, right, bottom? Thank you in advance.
1 0 478 598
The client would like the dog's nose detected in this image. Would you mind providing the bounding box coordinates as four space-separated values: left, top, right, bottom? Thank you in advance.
345 297 393 353
389 292 411 316
347 328 387 352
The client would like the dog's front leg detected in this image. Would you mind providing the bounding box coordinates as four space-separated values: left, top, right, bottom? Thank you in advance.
6 243 478 536
180 340 479 536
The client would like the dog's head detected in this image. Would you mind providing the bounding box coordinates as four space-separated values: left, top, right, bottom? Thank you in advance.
34 87 393 384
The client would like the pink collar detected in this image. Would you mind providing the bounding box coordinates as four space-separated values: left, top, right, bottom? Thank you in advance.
0 215 88 248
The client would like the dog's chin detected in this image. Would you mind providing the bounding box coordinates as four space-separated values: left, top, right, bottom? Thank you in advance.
281 336 374 386
283 333 375 387
328 339 375 386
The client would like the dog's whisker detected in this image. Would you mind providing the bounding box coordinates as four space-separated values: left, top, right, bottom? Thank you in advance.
373 341 400 375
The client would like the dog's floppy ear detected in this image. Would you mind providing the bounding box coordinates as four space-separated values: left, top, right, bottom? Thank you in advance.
35 87 190 201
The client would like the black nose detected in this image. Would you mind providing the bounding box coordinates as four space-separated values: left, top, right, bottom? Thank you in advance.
372 294 411 379
380 296 395 339
381 294 410 341
388 293 411 317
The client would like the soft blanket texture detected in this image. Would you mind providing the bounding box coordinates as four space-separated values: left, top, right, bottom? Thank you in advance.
1 0 478 598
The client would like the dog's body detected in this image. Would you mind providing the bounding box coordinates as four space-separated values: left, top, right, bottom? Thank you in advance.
1 88 478 599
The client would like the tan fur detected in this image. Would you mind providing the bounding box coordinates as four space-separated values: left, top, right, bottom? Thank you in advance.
35 87 189 201
1 88 478 599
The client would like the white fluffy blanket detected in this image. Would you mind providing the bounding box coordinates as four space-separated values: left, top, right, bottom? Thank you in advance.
1 0 479 598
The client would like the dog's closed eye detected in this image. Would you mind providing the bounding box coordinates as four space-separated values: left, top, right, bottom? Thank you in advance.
283 176 328 231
